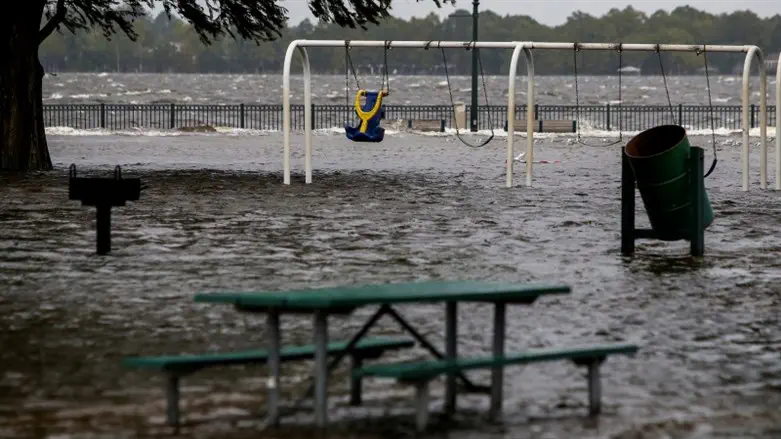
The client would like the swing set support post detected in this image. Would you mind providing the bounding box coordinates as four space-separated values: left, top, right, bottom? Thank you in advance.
741 45 767 191
505 44 534 188
777 52 781 190
282 43 313 185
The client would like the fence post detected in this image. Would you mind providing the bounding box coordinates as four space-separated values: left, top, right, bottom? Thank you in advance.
311 104 316 130
100 103 105 129
240 103 245 129
750 104 755 128
678 104 683 126
534 104 539 121
169 103 175 129
606 104 611 131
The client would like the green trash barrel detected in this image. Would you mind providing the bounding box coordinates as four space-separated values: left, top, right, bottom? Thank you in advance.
624 124 713 241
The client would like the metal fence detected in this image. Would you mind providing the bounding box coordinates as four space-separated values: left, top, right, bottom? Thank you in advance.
43 103 778 132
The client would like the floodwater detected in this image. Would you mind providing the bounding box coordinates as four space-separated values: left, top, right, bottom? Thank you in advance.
1 131 781 439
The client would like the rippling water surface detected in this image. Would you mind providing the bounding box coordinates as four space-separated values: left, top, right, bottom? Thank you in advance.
1 132 781 439
42 72 777 106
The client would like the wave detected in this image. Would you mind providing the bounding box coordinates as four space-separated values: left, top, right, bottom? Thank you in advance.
45 126 277 137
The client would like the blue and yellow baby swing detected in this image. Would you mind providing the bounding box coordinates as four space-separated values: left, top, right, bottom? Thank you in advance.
344 41 391 143
344 89 388 142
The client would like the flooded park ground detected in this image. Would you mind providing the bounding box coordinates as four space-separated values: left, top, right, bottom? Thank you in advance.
1 131 780 438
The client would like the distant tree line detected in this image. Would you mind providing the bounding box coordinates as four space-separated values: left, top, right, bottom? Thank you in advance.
40 6 781 76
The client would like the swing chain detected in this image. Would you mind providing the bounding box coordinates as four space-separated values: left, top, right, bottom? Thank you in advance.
344 40 361 97
697 45 718 178
345 41 349 107
573 42 624 147
617 44 623 135
656 44 677 124
383 40 392 94
346 40 390 97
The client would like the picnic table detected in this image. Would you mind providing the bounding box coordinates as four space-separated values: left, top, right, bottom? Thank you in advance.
189 280 637 430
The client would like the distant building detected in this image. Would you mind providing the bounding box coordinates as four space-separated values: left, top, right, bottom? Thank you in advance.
695 66 720 74
732 54 778 75
767 54 779 72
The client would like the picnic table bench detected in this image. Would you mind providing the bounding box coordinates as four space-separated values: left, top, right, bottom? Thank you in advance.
122 337 414 428
188 280 639 431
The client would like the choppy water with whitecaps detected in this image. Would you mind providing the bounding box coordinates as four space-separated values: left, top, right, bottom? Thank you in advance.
42 72 777 106
1 124 781 439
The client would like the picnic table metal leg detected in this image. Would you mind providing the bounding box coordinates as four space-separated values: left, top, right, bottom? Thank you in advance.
349 356 363 406
445 301 457 415
489 302 506 421
165 373 180 429
414 381 431 432
587 360 602 416
313 310 329 428
267 309 281 427
291 305 388 411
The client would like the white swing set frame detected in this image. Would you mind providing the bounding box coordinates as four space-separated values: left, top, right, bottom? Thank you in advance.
282 40 776 191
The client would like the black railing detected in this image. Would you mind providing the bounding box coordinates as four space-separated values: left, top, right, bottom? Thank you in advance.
43 103 777 132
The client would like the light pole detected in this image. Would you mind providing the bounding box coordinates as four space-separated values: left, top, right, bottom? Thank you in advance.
470 0 479 132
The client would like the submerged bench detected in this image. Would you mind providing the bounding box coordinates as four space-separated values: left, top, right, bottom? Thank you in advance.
123 337 415 428
405 119 446 133
355 343 639 431
504 119 577 133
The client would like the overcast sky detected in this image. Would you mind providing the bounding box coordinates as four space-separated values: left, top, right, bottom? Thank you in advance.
279 0 779 25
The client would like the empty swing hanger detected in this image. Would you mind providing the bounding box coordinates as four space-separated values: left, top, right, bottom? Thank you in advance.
573 43 624 147
438 42 496 148
656 44 718 178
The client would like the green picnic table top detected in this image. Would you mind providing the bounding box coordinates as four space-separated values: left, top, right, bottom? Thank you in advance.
194 280 570 312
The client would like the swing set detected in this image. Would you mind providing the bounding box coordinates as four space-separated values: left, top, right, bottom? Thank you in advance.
282 40 771 190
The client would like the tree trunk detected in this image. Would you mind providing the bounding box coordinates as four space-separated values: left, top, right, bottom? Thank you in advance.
0 2 53 172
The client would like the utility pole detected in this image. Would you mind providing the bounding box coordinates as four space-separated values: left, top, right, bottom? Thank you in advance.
470 0 479 132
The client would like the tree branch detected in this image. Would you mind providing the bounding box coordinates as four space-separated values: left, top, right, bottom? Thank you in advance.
39 0 68 44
